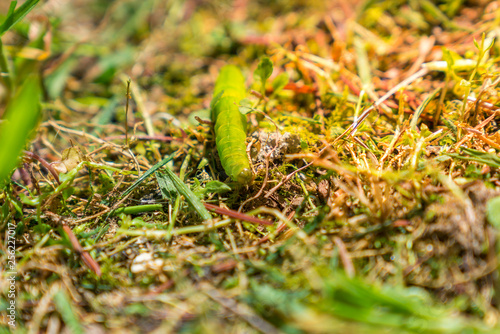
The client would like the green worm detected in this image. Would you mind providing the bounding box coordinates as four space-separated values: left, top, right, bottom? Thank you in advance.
211 65 252 185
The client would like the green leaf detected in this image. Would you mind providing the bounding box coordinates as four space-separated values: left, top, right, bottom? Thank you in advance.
18 192 39 206
0 74 41 187
97 171 115 194
0 0 40 36
203 180 231 194
483 37 495 53
161 167 212 221
62 187 75 200
473 38 479 50
254 57 273 92
442 48 455 72
238 98 253 115
33 223 51 234
271 72 289 94
155 170 178 201
487 196 500 228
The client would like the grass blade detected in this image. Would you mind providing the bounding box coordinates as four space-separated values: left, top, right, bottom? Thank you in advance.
120 152 176 198
0 74 41 187
0 0 40 36
410 87 441 131
158 167 212 221
447 147 500 168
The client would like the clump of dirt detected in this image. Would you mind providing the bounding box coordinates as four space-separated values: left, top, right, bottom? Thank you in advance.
251 131 301 167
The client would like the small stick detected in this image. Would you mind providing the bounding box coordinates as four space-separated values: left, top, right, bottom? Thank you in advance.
334 237 355 278
257 210 295 244
124 79 132 148
24 151 60 184
204 203 273 226
45 211 102 277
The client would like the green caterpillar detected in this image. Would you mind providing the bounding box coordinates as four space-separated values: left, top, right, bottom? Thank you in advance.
211 65 252 185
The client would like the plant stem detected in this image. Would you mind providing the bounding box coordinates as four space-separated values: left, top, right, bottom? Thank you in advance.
124 79 131 147
0 38 13 100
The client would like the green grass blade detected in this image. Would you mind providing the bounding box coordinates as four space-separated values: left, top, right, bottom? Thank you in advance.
410 87 441 131
447 148 500 168
109 204 163 216
0 39 12 95
0 0 40 36
0 74 41 187
120 153 176 198
6 2 16 18
159 167 212 221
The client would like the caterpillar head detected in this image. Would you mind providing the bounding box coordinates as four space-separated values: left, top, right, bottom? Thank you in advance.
236 168 253 185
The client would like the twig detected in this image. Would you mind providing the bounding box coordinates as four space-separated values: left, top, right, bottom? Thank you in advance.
46 120 135 159
204 203 273 226
45 211 102 276
257 210 295 244
24 151 60 184
103 134 178 142
334 237 354 278
454 110 498 150
126 75 155 136
124 78 132 147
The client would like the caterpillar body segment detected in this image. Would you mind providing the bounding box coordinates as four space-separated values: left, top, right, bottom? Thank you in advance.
211 65 252 185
